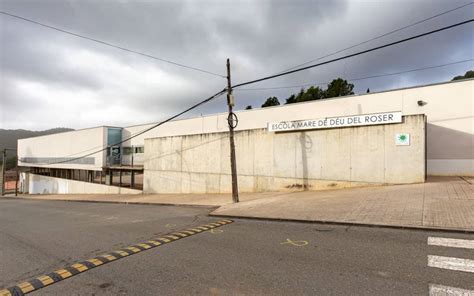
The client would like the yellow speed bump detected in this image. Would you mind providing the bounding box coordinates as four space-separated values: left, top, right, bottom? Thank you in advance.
0 220 233 295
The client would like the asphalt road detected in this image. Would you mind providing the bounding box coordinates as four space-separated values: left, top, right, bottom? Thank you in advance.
0 199 473 295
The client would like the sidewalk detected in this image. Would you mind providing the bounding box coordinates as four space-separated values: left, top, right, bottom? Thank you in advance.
7 177 473 232
210 176 474 232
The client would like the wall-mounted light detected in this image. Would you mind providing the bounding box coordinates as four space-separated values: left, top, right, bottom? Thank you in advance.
417 100 427 106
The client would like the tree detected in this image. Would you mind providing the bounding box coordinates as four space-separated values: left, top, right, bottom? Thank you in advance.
0 156 17 170
6 156 17 170
294 88 305 103
245 105 253 110
285 94 297 104
452 70 474 81
325 78 354 98
268 77 357 107
261 96 280 108
301 86 325 101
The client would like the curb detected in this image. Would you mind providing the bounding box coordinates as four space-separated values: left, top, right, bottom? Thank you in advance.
209 213 474 234
3 197 472 234
1 196 219 210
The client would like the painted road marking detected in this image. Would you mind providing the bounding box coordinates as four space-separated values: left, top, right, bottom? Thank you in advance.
280 239 308 247
429 284 474 295
0 219 233 296
210 229 223 234
428 255 474 273
428 237 474 250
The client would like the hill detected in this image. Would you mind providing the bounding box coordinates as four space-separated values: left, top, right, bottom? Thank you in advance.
0 128 74 151
0 128 73 169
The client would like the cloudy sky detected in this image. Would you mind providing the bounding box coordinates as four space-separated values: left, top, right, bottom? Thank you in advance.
0 0 472 131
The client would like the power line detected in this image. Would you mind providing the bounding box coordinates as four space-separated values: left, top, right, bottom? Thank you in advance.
276 2 474 74
20 89 227 165
25 58 472 165
19 58 471 163
233 19 474 89
0 11 226 78
235 59 474 91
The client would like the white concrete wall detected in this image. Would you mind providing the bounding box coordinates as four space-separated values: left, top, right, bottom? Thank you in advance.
18 80 472 176
144 115 426 194
27 173 141 194
128 80 473 176
18 127 108 170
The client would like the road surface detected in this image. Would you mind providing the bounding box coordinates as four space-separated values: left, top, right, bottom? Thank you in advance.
0 199 472 295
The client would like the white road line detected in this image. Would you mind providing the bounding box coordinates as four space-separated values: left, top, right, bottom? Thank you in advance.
429 284 474 296
428 237 474 249
428 255 474 273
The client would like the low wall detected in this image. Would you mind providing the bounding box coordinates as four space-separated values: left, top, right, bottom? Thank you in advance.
144 114 426 194
27 173 142 195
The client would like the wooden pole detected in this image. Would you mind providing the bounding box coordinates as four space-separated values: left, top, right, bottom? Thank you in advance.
226 59 239 203
15 166 19 196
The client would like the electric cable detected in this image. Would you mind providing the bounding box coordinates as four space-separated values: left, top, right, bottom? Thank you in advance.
15 20 474 165
19 89 227 165
232 19 473 89
235 59 473 91
276 2 474 73
0 11 225 78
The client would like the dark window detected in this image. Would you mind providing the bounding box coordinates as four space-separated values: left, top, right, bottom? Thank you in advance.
122 147 133 155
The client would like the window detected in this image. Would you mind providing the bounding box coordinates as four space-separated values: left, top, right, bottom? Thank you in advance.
122 147 133 155
107 128 122 146
116 146 143 154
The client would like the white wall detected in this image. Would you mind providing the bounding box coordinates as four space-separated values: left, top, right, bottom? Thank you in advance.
17 80 473 176
144 115 426 194
128 80 473 176
27 173 142 194
18 127 108 170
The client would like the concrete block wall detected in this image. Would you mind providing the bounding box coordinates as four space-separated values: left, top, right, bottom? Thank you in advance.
143 115 426 194
129 80 472 176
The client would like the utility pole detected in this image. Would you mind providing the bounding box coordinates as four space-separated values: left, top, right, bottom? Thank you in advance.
15 165 19 197
1 149 6 196
226 58 239 203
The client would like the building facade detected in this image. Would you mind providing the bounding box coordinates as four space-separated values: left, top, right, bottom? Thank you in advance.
17 79 474 194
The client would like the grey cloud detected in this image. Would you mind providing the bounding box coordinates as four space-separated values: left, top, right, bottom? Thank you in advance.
0 20 103 91
0 0 472 130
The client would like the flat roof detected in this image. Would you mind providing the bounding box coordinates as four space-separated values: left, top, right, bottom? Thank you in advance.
17 126 122 142
125 78 474 128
